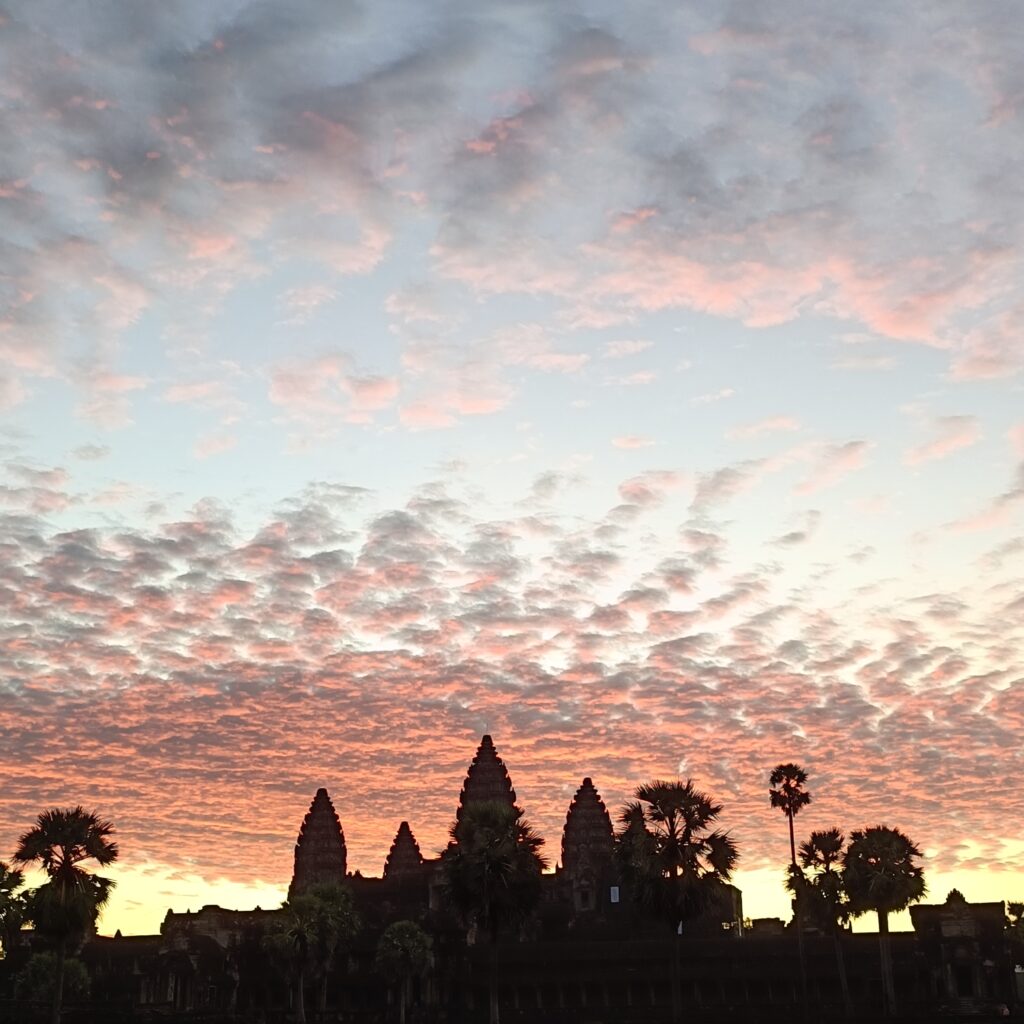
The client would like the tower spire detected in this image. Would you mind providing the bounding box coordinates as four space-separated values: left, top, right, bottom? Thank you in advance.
456 734 517 821
288 787 347 900
383 821 424 881
561 777 614 875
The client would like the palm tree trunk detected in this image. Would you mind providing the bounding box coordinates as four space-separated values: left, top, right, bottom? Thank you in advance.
877 910 896 1017
670 926 682 1024
832 927 853 1018
319 969 328 1015
296 967 307 1024
488 935 500 1024
789 814 809 1021
795 913 809 1018
51 936 67 1024
400 975 409 1024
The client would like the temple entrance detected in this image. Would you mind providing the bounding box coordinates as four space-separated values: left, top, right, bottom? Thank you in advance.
953 964 974 998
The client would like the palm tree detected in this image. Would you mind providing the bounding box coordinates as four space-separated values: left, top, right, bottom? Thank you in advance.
441 800 547 1024
616 780 738 1024
789 828 853 1017
0 861 27 959
307 883 361 1015
842 825 926 1017
265 897 314 1023
769 763 811 1013
769 764 811 872
266 884 359 1023
14 807 118 1024
375 920 432 1024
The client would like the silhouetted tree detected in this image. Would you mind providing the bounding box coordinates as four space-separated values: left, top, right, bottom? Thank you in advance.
617 780 738 1024
14 807 118 1024
442 800 547 1024
0 861 27 959
266 884 360 1023
769 764 812 869
769 763 811 1013
309 883 361 1014
843 825 926 1017
16 952 90 1004
789 828 853 1017
375 920 432 1024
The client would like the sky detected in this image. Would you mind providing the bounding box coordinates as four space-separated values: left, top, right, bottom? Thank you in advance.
0 0 1022 937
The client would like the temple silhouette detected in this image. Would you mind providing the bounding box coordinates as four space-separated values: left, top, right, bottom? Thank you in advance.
2 735 1020 1022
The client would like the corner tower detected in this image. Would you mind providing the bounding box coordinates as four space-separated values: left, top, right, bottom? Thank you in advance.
288 787 347 900
561 777 614 913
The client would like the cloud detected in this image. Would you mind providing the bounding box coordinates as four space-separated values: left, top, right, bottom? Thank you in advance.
905 416 981 465
727 416 800 440
0 464 1020 930
692 388 735 405
269 352 399 430
278 284 337 325
612 435 654 449
691 460 767 513
796 441 871 495
72 444 111 461
603 339 653 359
772 510 821 547
194 433 238 460
2 0 1024 930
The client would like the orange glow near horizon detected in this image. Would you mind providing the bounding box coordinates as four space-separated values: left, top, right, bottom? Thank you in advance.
6 734 1022 938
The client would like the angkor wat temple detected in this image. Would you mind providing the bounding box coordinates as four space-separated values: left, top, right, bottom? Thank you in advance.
2 735 1021 1022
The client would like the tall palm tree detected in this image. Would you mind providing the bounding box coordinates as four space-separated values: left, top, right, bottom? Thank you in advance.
0 861 27 959
441 800 547 1024
14 807 118 1024
769 763 811 1014
789 828 853 1017
842 825 926 1017
616 780 738 1024
375 920 432 1024
769 764 811 870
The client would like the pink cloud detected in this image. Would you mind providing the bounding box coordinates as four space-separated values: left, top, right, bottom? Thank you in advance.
603 339 653 359
279 284 336 325
268 354 397 428
611 206 658 233
612 435 654 449
617 470 685 506
194 433 238 460
905 416 981 465
951 306 1024 380
796 440 871 495
347 375 399 412
727 415 800 439
187 233 238 261
1010 424 1024 457
164 380 227 404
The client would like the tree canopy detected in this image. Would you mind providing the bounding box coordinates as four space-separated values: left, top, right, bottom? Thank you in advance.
842 825 926 926
617 779 738 930
442 799 547 942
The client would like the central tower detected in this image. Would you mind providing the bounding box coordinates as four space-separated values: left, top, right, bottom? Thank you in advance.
288 787 347 899
455 734 517 822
